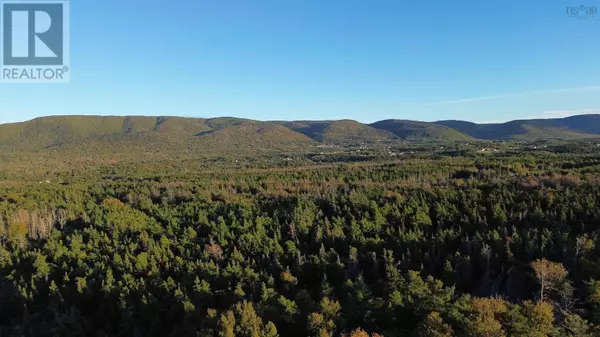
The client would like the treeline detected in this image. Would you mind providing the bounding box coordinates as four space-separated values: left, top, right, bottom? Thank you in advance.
1 154 600 336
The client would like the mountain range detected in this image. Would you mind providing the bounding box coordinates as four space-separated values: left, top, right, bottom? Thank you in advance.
1 114 600 154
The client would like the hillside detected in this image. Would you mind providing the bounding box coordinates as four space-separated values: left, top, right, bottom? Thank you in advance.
1 114 600 156
319 120 396 144
0 116 313 155
436 115 600 140
279 120 396 144
275 121 332 141
197 121 315 149
370 120 473 141
0 116 133 151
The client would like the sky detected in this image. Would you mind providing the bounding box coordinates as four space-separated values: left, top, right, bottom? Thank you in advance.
1 0 600 124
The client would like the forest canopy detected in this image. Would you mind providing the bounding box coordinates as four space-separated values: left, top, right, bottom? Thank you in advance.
1 149 600 336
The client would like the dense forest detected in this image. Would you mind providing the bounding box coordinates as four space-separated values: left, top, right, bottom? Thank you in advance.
3 148 600 336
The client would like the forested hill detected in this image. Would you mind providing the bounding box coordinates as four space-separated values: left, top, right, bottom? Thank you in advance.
436 114 600 140
1 114 600 153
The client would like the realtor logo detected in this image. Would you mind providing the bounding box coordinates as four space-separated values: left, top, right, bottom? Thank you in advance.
1 0 70 82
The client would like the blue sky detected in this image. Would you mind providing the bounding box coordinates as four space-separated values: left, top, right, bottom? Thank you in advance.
1 0 600 124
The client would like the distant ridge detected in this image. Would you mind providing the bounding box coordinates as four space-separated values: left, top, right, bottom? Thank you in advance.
436 114 600 140
0 114 599 153
277 120 395 144
370 119 473 141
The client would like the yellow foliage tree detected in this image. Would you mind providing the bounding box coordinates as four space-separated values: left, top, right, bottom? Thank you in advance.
342 328 382 337
218 301 278 337
523 301 555 337
531 259 568 302
307 297 341 337
467 297 508 337
417 311 453 337
7 209 29 248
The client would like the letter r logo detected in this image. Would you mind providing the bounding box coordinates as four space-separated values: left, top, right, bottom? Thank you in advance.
11 10 58 58
2 2 64 65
